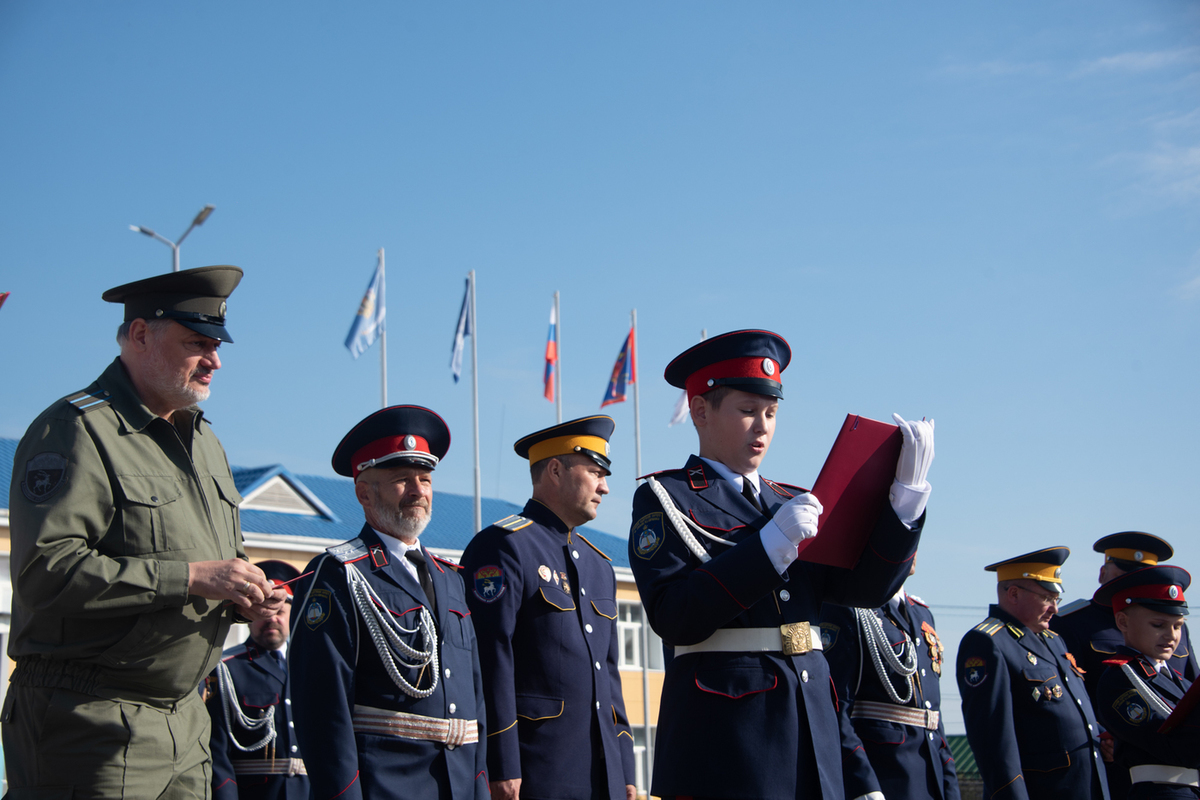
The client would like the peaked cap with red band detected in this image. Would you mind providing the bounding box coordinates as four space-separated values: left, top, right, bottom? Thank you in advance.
332 405 450 478
1094 564 1190 617
664 329 792 401
256 559 301 597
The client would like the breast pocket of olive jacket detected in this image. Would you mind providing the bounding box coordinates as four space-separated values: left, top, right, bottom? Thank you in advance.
115 474 186 554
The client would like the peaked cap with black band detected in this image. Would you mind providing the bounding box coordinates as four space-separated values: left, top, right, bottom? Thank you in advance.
102 265 243 343
986 546 1070 595
1095 564 1190 617
664 329 792 401
514 415 615 474
332 405 451 478
1093 531 1174 573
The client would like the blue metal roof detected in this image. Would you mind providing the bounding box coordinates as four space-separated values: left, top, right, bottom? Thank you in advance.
2 437 629 567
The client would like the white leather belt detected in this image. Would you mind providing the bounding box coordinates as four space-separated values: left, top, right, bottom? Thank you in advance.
674 622 823 657
233 757 307 776
353 704 479 749
1130 765 1200 787
852 700 940 731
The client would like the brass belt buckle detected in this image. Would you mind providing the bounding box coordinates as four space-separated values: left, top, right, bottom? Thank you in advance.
780 621 813 655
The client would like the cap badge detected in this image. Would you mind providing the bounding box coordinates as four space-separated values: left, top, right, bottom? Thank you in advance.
1170 586 1180 599
404 435 417 450
219 301 227 317
1134 551 1144 561
538 565 552 582
155 309 164 317
1054 568 1062 579
762 358 775 376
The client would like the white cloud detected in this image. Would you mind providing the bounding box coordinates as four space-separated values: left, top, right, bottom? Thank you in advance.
1075 47 1200 77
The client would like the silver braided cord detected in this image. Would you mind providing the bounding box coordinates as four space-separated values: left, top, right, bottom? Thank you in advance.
1120 662 1175 719
346 562 439 699
856 607 917 705
217 661 277 752
647 476 736 563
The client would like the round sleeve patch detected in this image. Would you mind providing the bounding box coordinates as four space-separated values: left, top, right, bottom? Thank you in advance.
22 452 68 503
633 513 665 560
473 565 506 602
1113 689 1151 726
962 656 988 688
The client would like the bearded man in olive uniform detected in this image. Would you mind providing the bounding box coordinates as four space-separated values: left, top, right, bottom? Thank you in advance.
3 266 286 799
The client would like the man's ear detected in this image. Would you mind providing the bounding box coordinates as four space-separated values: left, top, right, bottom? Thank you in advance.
354 478 372 506
126 318 151 352
690 395 707 428
1114 609 1131 635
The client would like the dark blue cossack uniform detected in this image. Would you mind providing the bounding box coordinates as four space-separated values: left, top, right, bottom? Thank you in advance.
822 593 960 800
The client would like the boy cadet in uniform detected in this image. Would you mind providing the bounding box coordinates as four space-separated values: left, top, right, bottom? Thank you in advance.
1053 532 1198 697
821 559 960 800
461 416 637 800
1093 565 1200 799
207 560 309 800
627 330 934 800
957 547 1110 800
3 266 286 798
290 406 488 800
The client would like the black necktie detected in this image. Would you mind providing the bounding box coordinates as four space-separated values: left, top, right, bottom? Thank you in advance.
406 548 437 617
741 479 763 513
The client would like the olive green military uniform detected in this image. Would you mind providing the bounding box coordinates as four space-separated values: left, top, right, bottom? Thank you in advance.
3 356 245 799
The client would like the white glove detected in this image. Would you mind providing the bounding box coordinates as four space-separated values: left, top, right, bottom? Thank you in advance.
892 413 934 488
770 491 824 546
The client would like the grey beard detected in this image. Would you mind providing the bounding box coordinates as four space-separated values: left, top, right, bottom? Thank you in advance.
373 503 431 542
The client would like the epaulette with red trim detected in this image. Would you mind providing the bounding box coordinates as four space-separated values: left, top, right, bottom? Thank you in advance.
1102 656 1133 667
908 594 929 608
636 466 686 481
431 554 462 571
762 478 809 499
326 537 390 568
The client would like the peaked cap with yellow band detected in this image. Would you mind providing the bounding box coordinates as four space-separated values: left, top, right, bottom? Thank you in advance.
1093 531 1173 571
102 265 243 343
985 546 1070 595
515 415 615 475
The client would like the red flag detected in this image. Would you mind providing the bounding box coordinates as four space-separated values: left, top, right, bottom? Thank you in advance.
544 304 558 402
601 328 636 407
0 292 9 312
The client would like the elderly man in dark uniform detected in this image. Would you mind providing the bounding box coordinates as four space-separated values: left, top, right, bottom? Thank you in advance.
290 406 487 800
3 266 286 799
1093 565 1199 799
1053 532 1198 695
957 547 1109 800
207 560 309 799
822 560 960 800
461 416 637 800
627 330 934 800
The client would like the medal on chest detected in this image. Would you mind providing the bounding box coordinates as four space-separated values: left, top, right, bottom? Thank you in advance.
921 621 944 676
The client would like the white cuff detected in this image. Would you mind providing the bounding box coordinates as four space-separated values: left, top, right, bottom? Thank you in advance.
853 793 886 800
759 520 798 575
889 479 931 528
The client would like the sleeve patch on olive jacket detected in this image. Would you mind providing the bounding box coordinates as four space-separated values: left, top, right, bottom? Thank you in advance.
21 452 68 503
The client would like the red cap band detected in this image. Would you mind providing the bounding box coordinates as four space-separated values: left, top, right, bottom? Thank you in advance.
270 578 294 597
685 355 782 400
351 435 432 478
1112 583 1186 609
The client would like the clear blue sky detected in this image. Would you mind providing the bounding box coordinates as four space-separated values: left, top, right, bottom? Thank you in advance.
3 2 1198 647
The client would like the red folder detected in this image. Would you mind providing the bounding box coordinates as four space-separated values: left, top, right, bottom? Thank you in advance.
1158 675 1200 734
795 414 903 569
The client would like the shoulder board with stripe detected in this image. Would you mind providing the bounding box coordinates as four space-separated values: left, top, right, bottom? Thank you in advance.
908 594 928 608
326 537 369 564
494 514 532 532
1101 656 1133 667
1057 598 1089 616
973 617 1007 637
575 532 612 562
1042 629 1059 639
636 467 685 481
66 386 112 414
762 478 808 499
431 554 462 571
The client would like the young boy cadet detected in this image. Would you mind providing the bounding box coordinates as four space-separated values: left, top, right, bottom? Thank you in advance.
627 329 934 800
1094 565 1200 799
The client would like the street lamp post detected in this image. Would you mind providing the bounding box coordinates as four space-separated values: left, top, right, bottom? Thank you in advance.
130 204 215 272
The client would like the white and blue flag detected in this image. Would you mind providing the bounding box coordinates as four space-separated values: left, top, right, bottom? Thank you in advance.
345 254 385 359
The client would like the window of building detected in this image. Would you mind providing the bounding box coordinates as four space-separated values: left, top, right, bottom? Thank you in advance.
618 600 664 671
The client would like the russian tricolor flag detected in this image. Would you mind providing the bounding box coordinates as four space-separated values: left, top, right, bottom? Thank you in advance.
543 304 558 402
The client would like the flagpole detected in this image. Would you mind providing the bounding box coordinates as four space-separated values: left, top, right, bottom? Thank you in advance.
470 270 482 533
379 248 387 408
554 290 563 424
632 308 652 791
